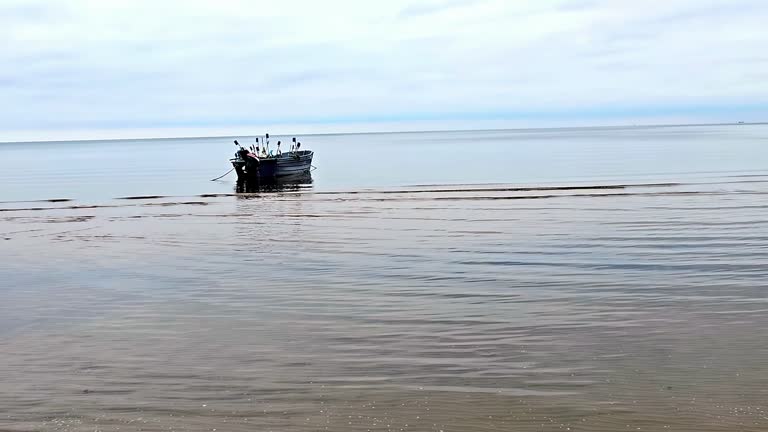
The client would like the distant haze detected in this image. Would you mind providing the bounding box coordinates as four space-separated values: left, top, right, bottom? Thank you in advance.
1 0 767 141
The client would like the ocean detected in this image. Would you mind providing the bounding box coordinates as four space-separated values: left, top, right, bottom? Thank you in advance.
1 124 768 431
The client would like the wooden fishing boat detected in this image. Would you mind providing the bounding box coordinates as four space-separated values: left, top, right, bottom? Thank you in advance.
230 148 313 181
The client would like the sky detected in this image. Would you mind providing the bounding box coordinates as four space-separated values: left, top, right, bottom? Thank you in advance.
1 0 767 141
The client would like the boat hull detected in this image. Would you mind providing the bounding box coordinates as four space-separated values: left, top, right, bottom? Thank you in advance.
274 151 314 177
231 151 313 181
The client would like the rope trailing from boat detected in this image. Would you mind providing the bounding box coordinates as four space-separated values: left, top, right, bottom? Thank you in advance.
210 167 234 181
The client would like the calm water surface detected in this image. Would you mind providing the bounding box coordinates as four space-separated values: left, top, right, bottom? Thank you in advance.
1 125 768 431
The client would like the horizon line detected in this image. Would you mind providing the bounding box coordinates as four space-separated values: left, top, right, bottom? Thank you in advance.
1 120 764 145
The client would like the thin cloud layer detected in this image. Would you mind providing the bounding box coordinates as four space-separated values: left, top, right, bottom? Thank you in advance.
1 0 766 139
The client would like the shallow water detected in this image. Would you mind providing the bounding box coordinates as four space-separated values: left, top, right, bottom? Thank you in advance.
2 125 768 431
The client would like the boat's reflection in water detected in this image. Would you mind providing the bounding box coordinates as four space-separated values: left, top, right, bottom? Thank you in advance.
235 172 313 194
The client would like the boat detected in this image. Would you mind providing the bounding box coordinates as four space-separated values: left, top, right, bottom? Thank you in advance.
230 144 314 182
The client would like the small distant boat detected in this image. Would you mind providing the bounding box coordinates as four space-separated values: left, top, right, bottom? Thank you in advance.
230 145 313 182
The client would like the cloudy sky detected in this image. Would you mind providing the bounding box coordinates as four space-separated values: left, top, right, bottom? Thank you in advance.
1 0 767 140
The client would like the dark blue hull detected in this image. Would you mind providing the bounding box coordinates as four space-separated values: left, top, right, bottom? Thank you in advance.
231 151 313 181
